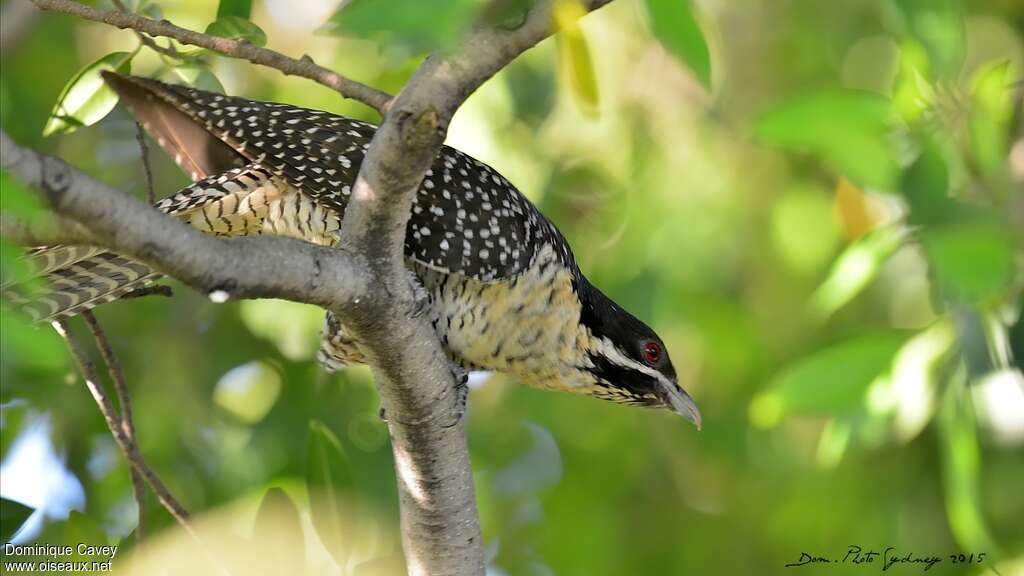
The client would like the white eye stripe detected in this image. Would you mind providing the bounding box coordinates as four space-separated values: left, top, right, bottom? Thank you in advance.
593 336 663 381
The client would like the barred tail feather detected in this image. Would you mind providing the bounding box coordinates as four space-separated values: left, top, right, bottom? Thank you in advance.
3 163 274 323
7 252 162 323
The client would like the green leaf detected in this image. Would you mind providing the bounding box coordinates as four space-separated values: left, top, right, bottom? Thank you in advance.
171 64 226 94
479 0 536 30
556 18 599 115
938 370 999 553
969 61 1013 188
886 0 965 78
923 222 1013 303
319 0 480 53
306 420 355 567
63 511 108 560
754 89 899 190
204 16 267 47
43 51 133 137
0 170 44 218
901 139 956 226
0 304 70 373
217 0 252 19
808 227 904 320
1 498 34 542
645 0 711 89
751 332 908 427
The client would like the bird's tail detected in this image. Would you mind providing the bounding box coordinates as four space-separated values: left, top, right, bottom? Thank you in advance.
3 164 274 323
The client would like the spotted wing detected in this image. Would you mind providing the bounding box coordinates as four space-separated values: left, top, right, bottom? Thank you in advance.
102 73 572 281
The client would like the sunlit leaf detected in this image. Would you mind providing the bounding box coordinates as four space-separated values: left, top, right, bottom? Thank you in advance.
213 361 282 423
555 0 599 115
253 487 307 574
645 0 711 89
238 300 324 361
320 0 480 53
171 64 226 94
306 420 355 567
923 222 1013 303
1 497 33 542
866 321 956 441
754 89 899 190
892 41 935 124
43 51 133 136
969 60 1013 189
808 226 904 320
887 0 965 78
204 16 267 48
216 0 252 19
751 332 908 428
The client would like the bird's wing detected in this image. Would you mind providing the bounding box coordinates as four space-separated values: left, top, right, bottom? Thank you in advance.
102 72 570 282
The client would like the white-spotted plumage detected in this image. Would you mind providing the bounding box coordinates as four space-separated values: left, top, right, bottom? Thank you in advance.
118 75 571 282
6 74 701 425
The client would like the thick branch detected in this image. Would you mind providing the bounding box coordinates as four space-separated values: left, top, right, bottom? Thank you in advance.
0 213 98 246
1 130 370 310
338 2 615 574
6 2 617 573
30 0 393 113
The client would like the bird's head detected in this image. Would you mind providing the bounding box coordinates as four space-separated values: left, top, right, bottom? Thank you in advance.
575 277 702 429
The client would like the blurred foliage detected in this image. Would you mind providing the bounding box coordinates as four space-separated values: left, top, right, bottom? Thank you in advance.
1 0 1022 574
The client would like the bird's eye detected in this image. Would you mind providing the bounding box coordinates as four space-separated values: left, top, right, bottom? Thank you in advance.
642 341 662 365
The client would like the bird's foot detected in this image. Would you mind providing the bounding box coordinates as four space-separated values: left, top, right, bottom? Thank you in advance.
406 270 430 318
443 365 470 428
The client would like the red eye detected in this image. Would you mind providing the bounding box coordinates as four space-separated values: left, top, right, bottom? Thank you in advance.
642 341 662 365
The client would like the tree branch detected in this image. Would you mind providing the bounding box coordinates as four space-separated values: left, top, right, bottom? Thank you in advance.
0 213 98 246
337 2 615 574
80 310 147 540
5 1 618 573
1 130 371 311
30 0 393 114
52 318 192 534
133 121 157 205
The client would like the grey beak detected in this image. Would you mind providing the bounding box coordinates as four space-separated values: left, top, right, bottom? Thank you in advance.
657 379 702 430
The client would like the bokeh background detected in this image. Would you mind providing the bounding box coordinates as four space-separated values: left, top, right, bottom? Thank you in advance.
1 0 1022 574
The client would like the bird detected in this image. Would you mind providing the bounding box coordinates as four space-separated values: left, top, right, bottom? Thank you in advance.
7 72 702 428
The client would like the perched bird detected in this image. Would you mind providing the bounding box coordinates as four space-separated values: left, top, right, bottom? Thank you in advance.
8 73 701 428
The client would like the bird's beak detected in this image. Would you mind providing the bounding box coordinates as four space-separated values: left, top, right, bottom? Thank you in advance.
656 377 702 430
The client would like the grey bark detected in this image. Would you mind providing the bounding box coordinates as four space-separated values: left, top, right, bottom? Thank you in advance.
3 1 616 574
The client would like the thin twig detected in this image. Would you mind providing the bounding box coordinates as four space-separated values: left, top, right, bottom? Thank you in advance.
80 310 146 540
31 0 393 113
133 122 156 204
109 0 178 59
52 319 194 535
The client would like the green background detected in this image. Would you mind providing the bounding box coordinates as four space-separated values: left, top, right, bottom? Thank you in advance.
1 0 1022 574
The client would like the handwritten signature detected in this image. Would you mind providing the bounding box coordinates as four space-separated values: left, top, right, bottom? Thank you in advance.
784 545 995 573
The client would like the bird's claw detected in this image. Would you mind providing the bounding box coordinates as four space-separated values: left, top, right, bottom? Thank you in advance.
407 271 430 318
443 365 470 428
